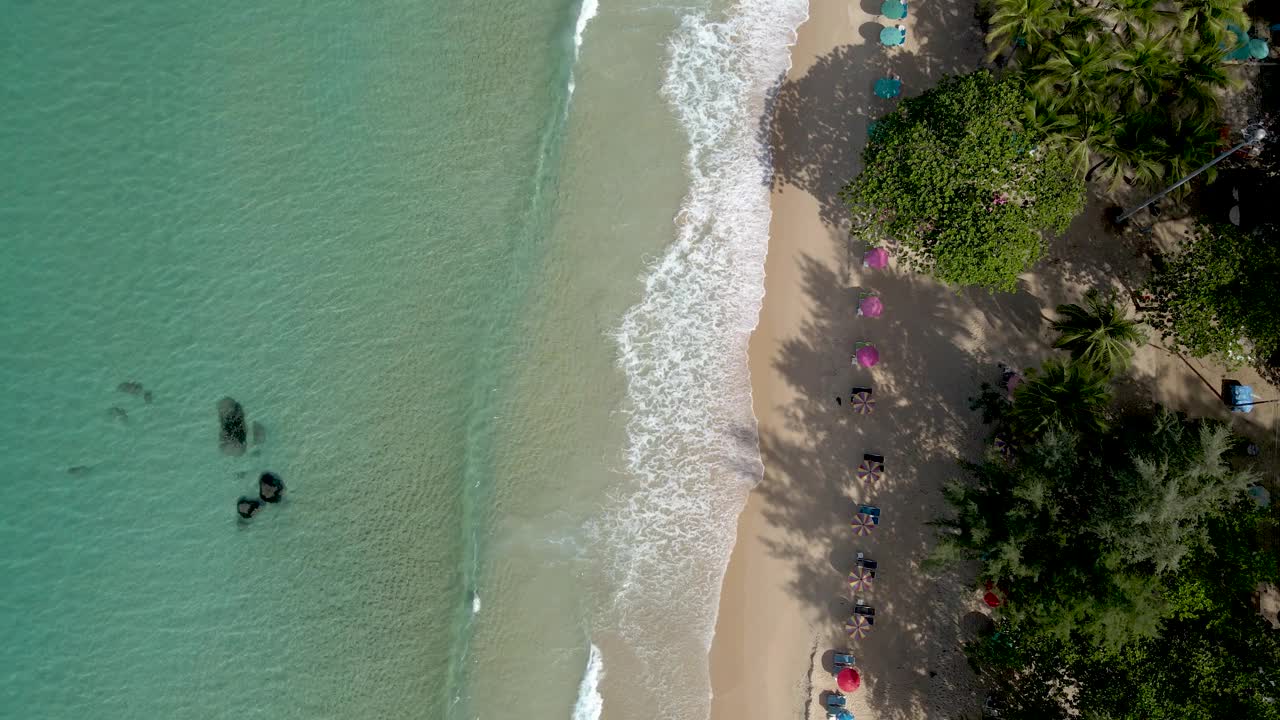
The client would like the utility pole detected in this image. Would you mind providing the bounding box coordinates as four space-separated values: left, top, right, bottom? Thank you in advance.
1115 127 1267 223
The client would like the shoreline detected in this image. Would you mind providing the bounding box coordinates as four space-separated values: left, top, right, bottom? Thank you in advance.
706 0 1280 717
708 1 992 718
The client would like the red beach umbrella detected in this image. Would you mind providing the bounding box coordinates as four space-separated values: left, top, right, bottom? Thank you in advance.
855 345 880 368
837 667 862 692
859 295 884 317
983 592 1002 608
864 247 889 268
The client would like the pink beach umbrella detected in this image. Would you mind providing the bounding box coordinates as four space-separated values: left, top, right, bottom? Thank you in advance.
855 345 880 368
863 247 889 269
858 295 884 318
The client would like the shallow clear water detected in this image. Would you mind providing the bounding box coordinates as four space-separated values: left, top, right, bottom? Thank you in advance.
1 0 809 717
2 1 570 717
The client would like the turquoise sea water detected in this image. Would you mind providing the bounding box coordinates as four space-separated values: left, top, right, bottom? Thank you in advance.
1 0 810 717
2 1 572 717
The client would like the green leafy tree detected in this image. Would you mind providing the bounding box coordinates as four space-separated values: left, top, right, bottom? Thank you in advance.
934 396 1257 652
843 71 1085 291
1049 290 1145 375
1143 222 1280 365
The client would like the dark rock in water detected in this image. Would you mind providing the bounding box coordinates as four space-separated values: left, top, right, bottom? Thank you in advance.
66 465 92 476
117 381 144 395
108 406 129 422
217 397 247 456
236 496 263 519
258 472 284 503
251 421 266 445
234 470 249 479
143 390 154 404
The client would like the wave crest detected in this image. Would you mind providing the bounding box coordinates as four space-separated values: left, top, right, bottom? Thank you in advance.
606 0 808 717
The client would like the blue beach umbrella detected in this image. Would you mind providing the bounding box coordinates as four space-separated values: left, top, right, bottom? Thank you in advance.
879 25 906 47
880 0 907 19
874 77 902 99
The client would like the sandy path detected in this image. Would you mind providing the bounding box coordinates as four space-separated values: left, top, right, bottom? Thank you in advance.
707 1 1279 719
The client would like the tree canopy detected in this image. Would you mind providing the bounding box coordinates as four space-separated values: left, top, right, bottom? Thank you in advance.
1049 290 1145 376
1143 222 1280 366
982 0 1247 191
843 71 1085 291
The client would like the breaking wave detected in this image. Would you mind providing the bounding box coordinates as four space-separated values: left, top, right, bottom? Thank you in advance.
607 0 808 716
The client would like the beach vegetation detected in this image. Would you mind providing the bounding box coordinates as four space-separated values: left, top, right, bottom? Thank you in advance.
842 70 1085 291
935 345 1279 717
1049 289 1145 376
980 0 1247 191
1142 222 1280 367
1007 358 1112 439
934 402 1255 651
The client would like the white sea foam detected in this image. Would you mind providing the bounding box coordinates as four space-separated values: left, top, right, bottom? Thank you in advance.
567 0 600 96
471 592 481 615
607 0 808 717
571 644 605 720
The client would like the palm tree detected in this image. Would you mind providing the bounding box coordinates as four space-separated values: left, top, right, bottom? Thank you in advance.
1109 35 1177 111
1050 290 1145 375
1029 36 1117 112
1010 358 1112 439
985 0 1072 62
1176 0 1248 46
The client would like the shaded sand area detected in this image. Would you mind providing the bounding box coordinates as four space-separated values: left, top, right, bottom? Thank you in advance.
709 1 1280 719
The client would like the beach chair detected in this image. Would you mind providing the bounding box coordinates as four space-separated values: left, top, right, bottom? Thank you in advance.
856 551 878 576
853 601 876 619
858 505 881 525
825 694 847 713
832 652 856 672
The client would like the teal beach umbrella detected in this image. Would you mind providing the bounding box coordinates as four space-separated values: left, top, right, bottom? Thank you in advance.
879 25 906 46
1249 39 1269 59
881 0 907 19
874 77 902 98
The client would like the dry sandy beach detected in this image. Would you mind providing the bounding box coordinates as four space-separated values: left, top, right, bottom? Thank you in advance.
708 1 1280 719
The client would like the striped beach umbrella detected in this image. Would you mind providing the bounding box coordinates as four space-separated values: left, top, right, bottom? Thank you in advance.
848 567 874 593
850 391 875 414
851 513 876 536
856 458 883 483
846 614 873 639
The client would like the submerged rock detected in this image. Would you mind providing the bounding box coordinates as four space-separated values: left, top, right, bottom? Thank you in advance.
108 406 129 422
66 465 92 476
143 390 154 404
236 496 263 519
258 472 284 503
217 397 247 456
117 381 144 395
251 421 266 445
